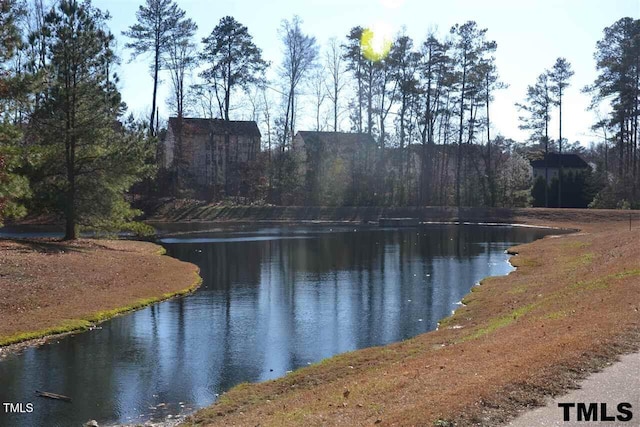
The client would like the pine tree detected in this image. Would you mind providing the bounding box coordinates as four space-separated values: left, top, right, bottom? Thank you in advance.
450 21 497 207
123 0 187 136
549 57 574 207
588 17 640 203
32 0 153 240
200 16 267 121
517 71 553 206
0 0 30 225
416 33 451 205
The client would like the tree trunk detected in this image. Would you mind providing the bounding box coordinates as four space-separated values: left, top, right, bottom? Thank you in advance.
456 60 467 208
150 44 160 136
64 147 77 241
558 89 563 208
544 104 549 208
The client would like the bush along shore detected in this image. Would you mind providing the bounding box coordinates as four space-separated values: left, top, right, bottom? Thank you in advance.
179 215 639 427
0 239 201 354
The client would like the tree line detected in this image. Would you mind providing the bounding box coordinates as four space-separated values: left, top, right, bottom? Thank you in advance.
112 1 637 209
1 1 639 239
1 0 154 239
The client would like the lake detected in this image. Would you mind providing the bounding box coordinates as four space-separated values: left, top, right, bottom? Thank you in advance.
0 224 555 427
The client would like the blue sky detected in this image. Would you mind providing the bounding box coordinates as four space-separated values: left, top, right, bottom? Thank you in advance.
93 0 640 145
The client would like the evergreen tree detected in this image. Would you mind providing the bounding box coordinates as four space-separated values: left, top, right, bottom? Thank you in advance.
123 0 188 136
0 136 30 226
517 71 553 206
588 17 640 203
200 16 268 121
342 27 366 134
31 0 153 239
0 0 30 225
389 33 419 205
416 33 451 205
450 21 497 207
0 0 21 62
549 57 574 207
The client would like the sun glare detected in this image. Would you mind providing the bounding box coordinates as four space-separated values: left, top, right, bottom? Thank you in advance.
361 22 393 62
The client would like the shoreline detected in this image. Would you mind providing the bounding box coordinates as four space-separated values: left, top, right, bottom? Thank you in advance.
0 212 640 426
0 272 202 358
0 239 201 358
0 219 556 357
177 215 639 427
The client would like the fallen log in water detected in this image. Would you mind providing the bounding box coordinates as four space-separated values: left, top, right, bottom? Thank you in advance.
35 390 72 402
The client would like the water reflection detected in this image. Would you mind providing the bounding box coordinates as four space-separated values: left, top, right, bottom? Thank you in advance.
0 225 554 427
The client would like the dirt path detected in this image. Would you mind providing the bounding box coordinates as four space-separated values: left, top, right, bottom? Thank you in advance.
0 239 200 353
180 214 639 427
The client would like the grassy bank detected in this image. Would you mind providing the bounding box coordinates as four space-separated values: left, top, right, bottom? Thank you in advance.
181 215 639 427
0 239 201 350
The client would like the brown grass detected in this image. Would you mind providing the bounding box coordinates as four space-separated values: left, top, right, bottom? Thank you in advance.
182 213 640 427
0 239 200 352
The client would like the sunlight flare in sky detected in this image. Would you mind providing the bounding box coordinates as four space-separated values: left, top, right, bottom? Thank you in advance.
361 21 393 61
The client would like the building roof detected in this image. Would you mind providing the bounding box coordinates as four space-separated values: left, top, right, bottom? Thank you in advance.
296 131 376 146
168 117 261 138
530 153 589 169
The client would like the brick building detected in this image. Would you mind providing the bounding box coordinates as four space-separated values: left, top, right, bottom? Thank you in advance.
161 118 261 193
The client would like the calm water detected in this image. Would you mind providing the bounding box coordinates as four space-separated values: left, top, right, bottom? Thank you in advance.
0 225 554 427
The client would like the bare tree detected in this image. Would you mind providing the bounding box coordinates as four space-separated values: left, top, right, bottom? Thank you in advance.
164 17 197 119
279 15 318 148
325 37 345 131
190 83 216 119
310 64 327 131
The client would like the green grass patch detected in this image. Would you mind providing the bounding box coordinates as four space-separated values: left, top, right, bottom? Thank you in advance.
512 258 541 268
459 303 537 342
567 268 639 294
577 252 595 266
508 285 528 295
544 310 570 320
613 269 640 279
277 410 310 424
0 319 91 347
570 278 608 292
565 252 595 269
563 241 591 250
437 315 456 329
460 296 472 305
0 272 202 348
216 382 265 407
